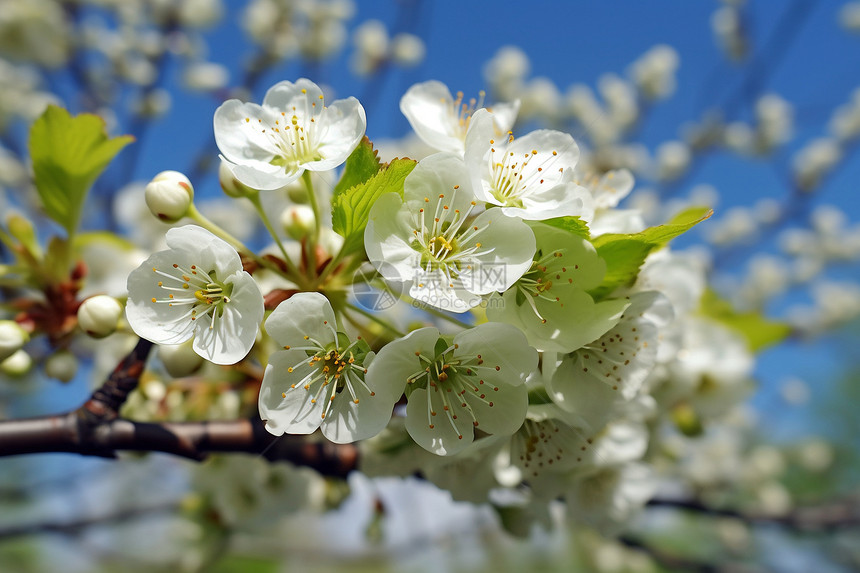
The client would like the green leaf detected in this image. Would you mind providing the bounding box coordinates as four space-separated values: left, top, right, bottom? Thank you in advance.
698 288 793 352
331 158 416 257
540 216 590 240
6 214 42 260
29 105 133 235
332 136 381 199
589 206 713 299
209 555 279 573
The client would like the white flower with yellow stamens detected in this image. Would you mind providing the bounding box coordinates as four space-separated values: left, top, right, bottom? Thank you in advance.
365 152 535 313
464 109 594 221
214 78 366 191
400 80 520 154
548 292 673 403
487 222 629 353
126 225 264 365
367 323 537 456
258 292 401 443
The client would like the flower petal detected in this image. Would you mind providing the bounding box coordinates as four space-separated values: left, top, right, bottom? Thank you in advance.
458 208 535 294
508 129 580 187
164 225 243 275
405 387 475 456
453 322 537 385
400 80 465 154
304 97 367 171
189 271 263 365
409 274 483 314
126 249 198 345
502 183 595 222
403 152 476 211
322 367 395 444
366 327 440 391
213 99 280 165
462 380 527 436
262 79 325 118
265 292 337 349
226 159 300 191
365 192 418 282
589 168 635 210
258 349 325 435
489 287 628 354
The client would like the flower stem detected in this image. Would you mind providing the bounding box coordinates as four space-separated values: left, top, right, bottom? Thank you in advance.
187 205 289 281
245 193 302 282
344 301 405 338
187 205 251 253
316 249 346 287
302 171 320 276
418 305 474 330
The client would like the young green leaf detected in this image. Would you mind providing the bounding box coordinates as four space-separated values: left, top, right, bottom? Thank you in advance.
589 206 713 299
332 136 382 199
29 105 133 235
698 288 793 352
539 216 591 240
331 158 416 257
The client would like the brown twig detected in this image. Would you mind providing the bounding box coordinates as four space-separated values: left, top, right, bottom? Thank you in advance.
0 337 359 475
646 497 860 533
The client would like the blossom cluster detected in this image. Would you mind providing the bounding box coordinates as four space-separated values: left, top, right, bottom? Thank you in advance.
110 77 756 536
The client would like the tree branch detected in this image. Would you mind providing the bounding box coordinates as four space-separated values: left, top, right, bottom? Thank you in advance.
0 414 358 476
646 497 860 533
0 337 359 477
0 501 180 540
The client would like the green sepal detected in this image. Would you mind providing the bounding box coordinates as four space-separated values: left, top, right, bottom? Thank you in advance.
671 402 704 437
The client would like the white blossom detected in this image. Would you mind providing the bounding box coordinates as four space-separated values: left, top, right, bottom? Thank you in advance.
464 109 593 221
214 78 366 190
400 80 519 155
126 225 264 365
368 324 537 456
259 292 400 443
365 152 535 313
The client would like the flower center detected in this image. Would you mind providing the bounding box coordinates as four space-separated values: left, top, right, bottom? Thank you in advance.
513 418 594 478
448 90 486 137
150 263 233 329
486 138 565 207
409 188 491 289
281 334 374 420
404 341 504 438
514 248 581 323
243 89 326 170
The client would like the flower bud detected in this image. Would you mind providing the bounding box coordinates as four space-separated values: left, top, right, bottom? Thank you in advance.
391 33 425 68
285 179 309 203
1 349 32 377
0 320 29 362
77 295 123 338
280 204 315 240
44 350 78 383
158 340 204 378
219 159 258 198
145 170 194 222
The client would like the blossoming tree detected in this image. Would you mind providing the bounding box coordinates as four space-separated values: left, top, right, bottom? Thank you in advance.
0 2 858 571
